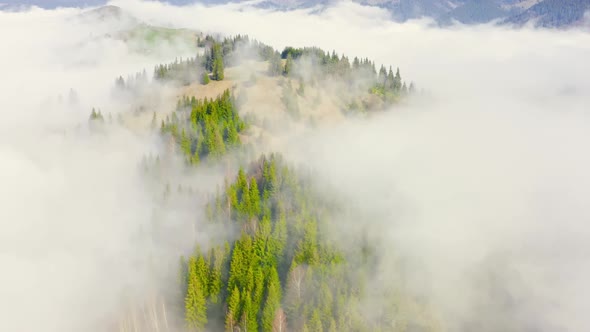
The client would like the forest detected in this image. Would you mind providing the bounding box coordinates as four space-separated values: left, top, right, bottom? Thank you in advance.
100 34 425 332
179 154 440 331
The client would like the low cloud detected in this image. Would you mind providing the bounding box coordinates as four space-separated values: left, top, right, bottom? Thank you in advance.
0 5 203 331
2 0 590 331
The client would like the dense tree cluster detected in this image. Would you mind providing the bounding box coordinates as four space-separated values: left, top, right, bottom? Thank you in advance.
274 46 415 108
153 34 279 85
279 46 377 78
160 90 245 164
108 31 431 332
204 42 224 81
115 70 149 90
154 56 204 85
179 154 440 332
372 65 415 101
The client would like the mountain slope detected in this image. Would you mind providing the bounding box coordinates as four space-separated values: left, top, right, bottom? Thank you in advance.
4 0 588 28
442 0 509 24
504 0 590 27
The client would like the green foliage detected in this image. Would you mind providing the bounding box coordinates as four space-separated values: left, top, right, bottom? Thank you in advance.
202 72 210 85
160 90 244 164
226 286 241 331
179 153 441 331
273 45 415 114
211 42 225 81
281 46 304 59
185 256 208 331
154 57 201 85
261 267 282 331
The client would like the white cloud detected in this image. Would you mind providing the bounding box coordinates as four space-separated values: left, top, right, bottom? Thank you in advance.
2 0 590 331
0 5 201 331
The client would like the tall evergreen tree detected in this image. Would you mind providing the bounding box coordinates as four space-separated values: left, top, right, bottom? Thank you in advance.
262 267 282 332
226 286 241 331
212 43 225 81
185 257 208 331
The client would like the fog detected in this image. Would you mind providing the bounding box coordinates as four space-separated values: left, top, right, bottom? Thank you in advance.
2 0 590 331
0 6 204 331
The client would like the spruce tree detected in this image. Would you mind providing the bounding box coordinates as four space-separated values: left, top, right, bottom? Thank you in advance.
202 72 211 84
212 43 225 81
226 286 241 331
394 67 402 92
262 267 282 332
185 257 208 331
309 309 323 332
249 177 261 217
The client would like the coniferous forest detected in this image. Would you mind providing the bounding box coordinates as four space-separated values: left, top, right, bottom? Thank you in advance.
94 33 431 332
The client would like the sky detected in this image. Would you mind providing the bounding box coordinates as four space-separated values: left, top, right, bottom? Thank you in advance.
1 1 590 331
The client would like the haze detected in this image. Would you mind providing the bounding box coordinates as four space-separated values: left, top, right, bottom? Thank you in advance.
1 1 590 331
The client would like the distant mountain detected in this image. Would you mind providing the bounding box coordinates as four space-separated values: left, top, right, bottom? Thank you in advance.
3 0 588 28
77 4 130 21
0 0 106 8
440 0 508 25
504 0 590 27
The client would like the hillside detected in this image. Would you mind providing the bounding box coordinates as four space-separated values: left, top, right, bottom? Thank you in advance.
74 6 200 56
99 24 418 331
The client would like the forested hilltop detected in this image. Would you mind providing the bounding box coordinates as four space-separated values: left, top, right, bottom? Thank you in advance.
177 154 441 332
96 32 435 332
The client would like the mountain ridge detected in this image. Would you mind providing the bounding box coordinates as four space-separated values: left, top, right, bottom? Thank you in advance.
3 0 589 28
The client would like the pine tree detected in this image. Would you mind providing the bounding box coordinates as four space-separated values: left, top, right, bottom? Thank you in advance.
208 247 223 303
226 124 239 147
226 286 241 331
185 257 208 331
262 267 282 332
212 43 225 81
387 66 394 90
249 177 261 217
202 72 211 85
271 213 287 263
240 290 258 332
394 67 402 92
252 267 266 315
309 309 323 332
181 129 191 158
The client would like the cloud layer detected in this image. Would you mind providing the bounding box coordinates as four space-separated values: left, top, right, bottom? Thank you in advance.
0 5 198 331
2 1 590 331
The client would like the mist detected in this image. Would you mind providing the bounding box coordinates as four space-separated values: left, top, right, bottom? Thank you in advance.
0 5 208 331
2 0 590 331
